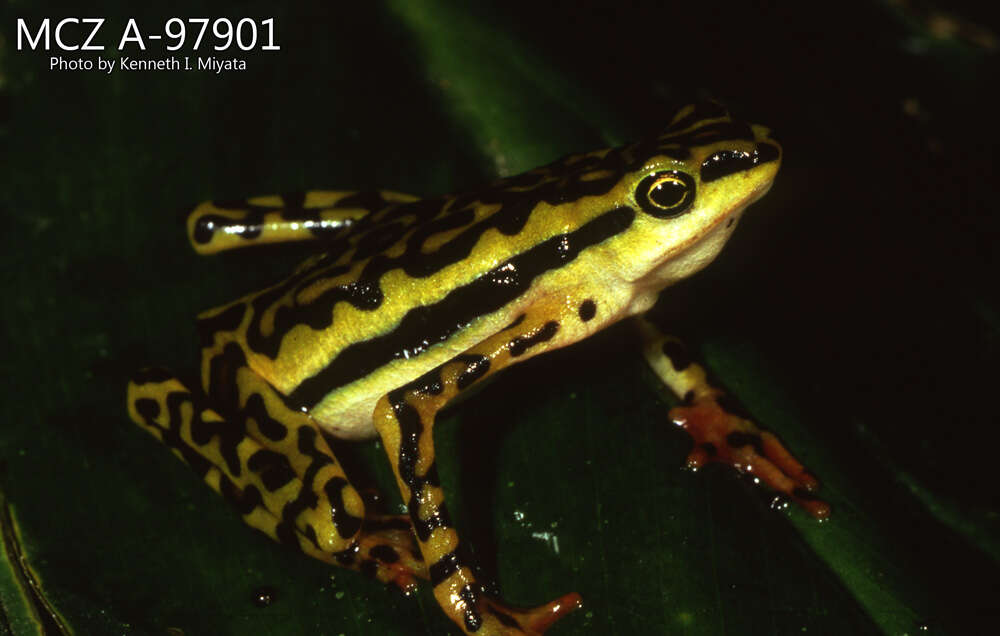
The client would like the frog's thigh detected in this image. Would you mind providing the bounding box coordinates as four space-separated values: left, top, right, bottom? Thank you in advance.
187 189 419 254
128 368 428 588
635 316 829 518
374 314 581 636
128 367 363 551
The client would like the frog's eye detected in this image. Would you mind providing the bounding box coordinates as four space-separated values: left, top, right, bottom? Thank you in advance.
635 170 696 218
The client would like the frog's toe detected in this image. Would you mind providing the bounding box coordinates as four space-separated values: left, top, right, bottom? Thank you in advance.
670 399 830 519
355 514 427 593
472 591 582 635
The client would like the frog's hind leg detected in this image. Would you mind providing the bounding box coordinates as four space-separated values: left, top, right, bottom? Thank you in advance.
126 368 426 591
374 312 583 635
187 189 419 254
636 317 830 518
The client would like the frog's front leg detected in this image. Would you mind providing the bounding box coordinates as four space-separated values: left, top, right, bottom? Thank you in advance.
636 317 830 519
187 189 419 254
127 366 426 591
374 314 583 635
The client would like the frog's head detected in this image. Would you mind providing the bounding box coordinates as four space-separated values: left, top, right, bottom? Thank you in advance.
615 101 782 290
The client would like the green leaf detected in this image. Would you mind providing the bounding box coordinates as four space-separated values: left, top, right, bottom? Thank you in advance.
1 1 996 634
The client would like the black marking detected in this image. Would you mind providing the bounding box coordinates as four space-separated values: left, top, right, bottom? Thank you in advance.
578 299 596 321
206 342 249 415
243 393 289 441
242 109 768 381
701 143 780 182
324 476 364 541
302 524 319 549
502 314 526 331
389 389 422 492
369 544 400 563
197 303 246 349
429 551 461 586
247 450 296 492
246 188 552 361
194 191 385 245
291 207 635 407
661 340 693 371
139 352 362 551
352 221 410 261
244 257 378 360
388 384 451 543
701 442 718 457
221 478 263 517
683 390 695 404
456 354 491 390
251 586 276 608
410 367 445 396
134 397 160 421
269 425 360 549
509 321 560 357
460 584 483 632
132 388 217 481
716 393 753 420
242 144 640 362
409 474 449 541
274 517 299 547
172 390 245 478
726 431 765 455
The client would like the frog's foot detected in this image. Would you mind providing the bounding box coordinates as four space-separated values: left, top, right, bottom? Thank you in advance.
448 588 583 636
670 397 830 519
354 514 427 593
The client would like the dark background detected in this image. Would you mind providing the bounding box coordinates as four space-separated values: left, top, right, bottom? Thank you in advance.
1 1 997 634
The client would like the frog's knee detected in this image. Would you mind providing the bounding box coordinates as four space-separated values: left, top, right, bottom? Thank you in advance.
311 475 366 553
278 454 366 555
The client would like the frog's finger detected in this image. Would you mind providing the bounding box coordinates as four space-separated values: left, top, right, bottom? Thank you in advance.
760 430 820 491
374 308 585 635
638 316 829 518
671 399 831 519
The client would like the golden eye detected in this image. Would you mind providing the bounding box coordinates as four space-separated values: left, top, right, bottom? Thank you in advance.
649 176 687 208
635 170 695 218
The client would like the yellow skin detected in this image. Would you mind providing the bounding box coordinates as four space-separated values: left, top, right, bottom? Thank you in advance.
127 102 824 635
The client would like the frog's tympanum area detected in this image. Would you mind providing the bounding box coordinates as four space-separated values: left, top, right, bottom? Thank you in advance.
127 102 826 635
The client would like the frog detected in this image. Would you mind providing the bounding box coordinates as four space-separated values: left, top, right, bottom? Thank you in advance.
127 101 827 635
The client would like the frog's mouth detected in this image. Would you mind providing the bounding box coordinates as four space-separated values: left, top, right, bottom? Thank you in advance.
632 175 777 290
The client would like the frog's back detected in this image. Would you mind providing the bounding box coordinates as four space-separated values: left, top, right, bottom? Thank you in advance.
194 149 632 435
196 103 781 439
